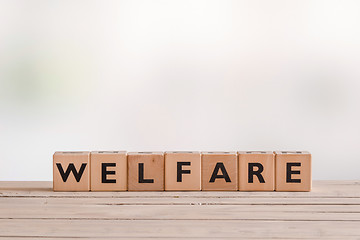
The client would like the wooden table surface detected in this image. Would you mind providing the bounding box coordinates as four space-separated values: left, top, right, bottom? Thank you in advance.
0 181 359 239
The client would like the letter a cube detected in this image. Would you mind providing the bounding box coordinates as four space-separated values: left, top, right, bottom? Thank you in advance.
201 152 238 191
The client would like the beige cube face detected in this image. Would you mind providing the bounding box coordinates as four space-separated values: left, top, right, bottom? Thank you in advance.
238 151 275 191
128 152 164 191
53 151 90 192
275 151 312 192
90 151 127 191
201 152 238 191
165 151 201 191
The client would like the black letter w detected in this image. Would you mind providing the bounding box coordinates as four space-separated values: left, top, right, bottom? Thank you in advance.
56 163 87 182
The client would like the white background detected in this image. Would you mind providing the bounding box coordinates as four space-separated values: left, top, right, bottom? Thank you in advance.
0 0 359 180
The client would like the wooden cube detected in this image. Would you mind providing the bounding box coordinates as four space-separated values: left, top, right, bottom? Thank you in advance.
165 151 201 191
90 151 127 191
275 151 312 192
201 152 238 191
238 151 275 191
53 151 90 192
127 152 164 191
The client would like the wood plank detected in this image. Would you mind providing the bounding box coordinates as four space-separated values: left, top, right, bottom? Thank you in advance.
0 236 316 240
1 196 359 205
0 219 359 239
1 181 360 198
0 238 315 240
0 203 359 221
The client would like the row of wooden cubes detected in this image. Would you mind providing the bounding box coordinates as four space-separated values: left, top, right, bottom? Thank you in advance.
53 151 311 192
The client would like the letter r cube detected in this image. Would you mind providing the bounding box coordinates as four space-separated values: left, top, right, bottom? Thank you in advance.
238 151 275 191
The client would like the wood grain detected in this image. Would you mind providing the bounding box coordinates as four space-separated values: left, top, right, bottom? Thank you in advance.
0 181 359 239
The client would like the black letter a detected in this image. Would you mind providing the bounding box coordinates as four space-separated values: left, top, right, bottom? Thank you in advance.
56 163 87 182
209 162 231 183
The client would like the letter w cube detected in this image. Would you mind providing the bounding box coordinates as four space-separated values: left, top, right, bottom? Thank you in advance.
53 151 90 191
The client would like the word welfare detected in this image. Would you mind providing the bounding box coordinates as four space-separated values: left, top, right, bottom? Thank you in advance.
53 151 312 192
